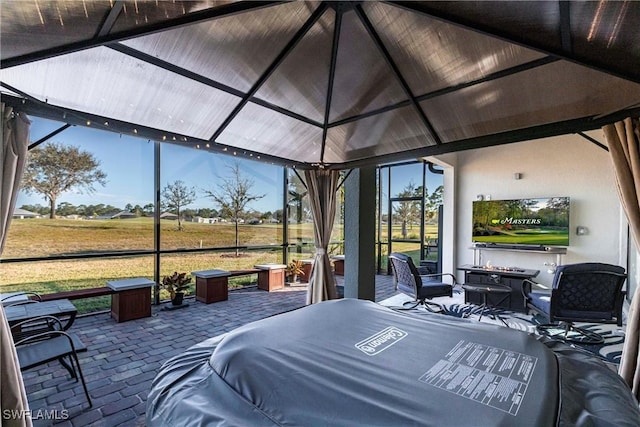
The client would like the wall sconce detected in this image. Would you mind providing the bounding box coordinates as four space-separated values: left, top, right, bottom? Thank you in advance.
576 226 589 235
514 173 522 180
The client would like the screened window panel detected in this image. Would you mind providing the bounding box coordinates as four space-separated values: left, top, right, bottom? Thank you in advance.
0 0 111 60
26 117 69 143
121 2 317 93
0 256 155 300
324 106 436 163
287 170 314 258
1 47 242 140
219 103 323 164
255 9 334 124
365 2 547 97
5 122 154 259
160 144 284 250
422 61 640 143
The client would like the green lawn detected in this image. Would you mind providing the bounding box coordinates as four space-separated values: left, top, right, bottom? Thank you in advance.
0 218 345 313
1 218 439 313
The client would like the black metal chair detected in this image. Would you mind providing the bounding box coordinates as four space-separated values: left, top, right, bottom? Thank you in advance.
524 263 627 344
388 252 455 312
11 316 92 407
1 292 42 307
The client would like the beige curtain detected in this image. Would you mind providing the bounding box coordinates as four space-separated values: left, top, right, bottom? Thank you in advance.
0 103 32 427
603 117 640 400
304 169 340 304
1 103 30 252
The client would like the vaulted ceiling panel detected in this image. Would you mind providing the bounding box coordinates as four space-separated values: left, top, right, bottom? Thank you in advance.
121 2 316 93
1 1 639 169
218 103 323 164
0 47 242 139
422 61 640 142
365 2 548 97
328 9 408 123
0 0 112 60
255 8 334 124
325 105 436 163
111 1 235 33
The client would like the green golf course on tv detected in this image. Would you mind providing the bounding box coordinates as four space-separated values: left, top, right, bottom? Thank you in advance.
472 197 570 246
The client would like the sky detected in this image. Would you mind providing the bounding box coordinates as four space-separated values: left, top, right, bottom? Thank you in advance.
18 117 285 213
18 117 439 214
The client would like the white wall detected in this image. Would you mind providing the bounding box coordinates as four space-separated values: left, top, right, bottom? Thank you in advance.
437 132 624 286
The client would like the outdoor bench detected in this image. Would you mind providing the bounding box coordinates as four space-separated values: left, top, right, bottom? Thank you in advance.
39 287 115 302
192 266 286 304
192 269 260 304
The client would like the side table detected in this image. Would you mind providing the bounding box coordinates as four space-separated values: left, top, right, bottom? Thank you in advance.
461 283 512 327
331 255 345 276
300 259 314 283
192 269 230 303
255 264 286 291
107 278 155 323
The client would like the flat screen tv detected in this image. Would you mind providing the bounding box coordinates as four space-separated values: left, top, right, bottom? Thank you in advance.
472 197 570 247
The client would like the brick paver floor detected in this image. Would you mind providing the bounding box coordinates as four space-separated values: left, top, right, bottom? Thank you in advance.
20 274 397 427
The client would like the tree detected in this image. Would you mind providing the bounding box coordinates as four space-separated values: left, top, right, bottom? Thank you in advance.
21 142 107 219
142 203 155 217
392 181 421 238
203 162 265 256
162 180 196 231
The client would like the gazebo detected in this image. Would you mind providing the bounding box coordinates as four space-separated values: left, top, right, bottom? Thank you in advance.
2 0 640 403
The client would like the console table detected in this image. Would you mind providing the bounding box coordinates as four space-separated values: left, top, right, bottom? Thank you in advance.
459 265 539 313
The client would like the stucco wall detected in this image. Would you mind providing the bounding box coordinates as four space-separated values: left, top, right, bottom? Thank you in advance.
444 132 625 286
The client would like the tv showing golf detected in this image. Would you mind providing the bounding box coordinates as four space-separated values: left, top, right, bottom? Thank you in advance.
472 197 570 246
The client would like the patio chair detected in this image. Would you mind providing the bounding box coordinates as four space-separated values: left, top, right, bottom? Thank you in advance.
1 292 42 307
11 315 92 407
524 263 627 344
388 252 455 312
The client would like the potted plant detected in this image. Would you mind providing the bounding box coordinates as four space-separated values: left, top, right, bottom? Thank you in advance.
161 271 192 306
286 259 304 283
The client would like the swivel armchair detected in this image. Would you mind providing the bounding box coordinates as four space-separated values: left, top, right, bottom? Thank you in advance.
388 253 455 312
524 263 626 344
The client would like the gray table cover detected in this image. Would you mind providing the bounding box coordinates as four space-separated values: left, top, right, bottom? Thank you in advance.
147 299 640 426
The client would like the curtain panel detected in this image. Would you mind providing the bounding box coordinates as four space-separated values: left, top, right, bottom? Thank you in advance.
304 169 340 304
603 117 640 399
0 103 32 426
1 103 30 252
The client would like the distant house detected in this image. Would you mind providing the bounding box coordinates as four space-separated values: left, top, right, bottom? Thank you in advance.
13 208 39 219
110 211 137 219
193 216 219 224
160 212 178 220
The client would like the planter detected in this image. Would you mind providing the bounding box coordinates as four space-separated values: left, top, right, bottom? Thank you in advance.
171 292 184 306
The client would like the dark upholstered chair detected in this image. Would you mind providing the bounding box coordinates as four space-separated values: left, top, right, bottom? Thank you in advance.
388 253 455 312
524 263 626 344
